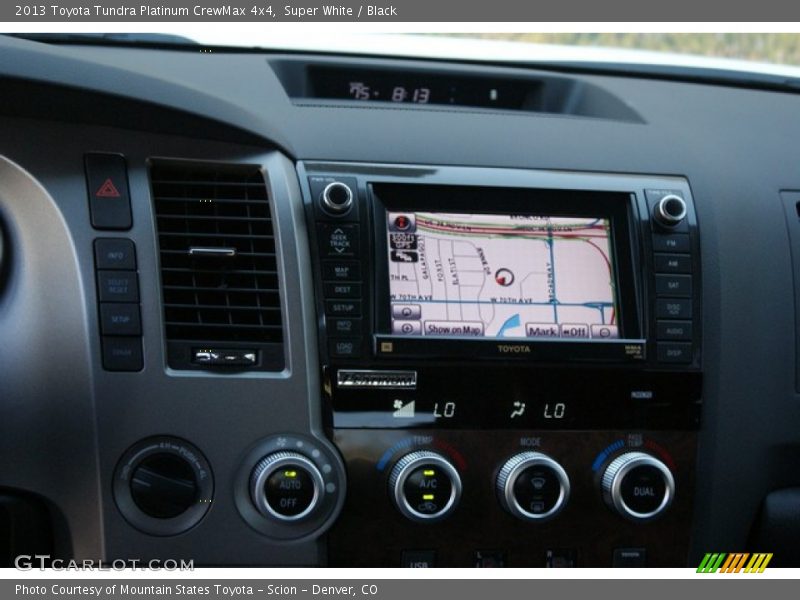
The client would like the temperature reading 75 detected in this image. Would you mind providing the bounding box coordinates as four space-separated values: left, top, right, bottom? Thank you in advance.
544 403 566 419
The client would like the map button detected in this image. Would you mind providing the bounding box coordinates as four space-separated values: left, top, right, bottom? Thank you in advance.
322 260 360 281
590 324 619 339
392 304 422 320
525 323 560 338
393 321 422 335
560 323 590 338
318 224 359 257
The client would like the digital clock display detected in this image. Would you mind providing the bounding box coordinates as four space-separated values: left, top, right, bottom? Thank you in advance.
308 66 535 110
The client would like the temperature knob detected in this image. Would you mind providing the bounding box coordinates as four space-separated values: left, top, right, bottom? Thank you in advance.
250 451 324 522
389 451 462 522
601 451 675 521
496 452 570 521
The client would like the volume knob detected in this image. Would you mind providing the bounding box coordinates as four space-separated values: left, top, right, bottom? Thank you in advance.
320 181 354 215
654 194 687 227
601 451 675 521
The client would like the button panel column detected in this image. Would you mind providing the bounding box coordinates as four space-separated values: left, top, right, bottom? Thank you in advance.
647 189 698 365
94 238 143 371
310 176 366 359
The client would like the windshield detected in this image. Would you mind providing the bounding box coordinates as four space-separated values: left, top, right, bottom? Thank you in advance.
8 31 800 80
450 33 800 67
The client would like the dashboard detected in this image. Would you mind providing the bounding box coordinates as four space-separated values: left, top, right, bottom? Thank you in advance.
1 34 800 568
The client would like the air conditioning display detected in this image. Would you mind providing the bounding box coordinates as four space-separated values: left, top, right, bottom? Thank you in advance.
386 211 619 340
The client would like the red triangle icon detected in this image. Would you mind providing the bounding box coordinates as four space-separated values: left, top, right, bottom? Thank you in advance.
95 178 121 198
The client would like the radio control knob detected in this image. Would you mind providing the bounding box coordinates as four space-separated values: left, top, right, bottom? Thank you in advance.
250 451 324 522
654 194 688 227
496 452 570 521
601 451 675 521
389 451 462 522
320 181 354 215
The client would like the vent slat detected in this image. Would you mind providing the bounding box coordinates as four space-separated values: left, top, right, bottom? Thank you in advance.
158 232 274 240
151 161 284 358
148 196 264 206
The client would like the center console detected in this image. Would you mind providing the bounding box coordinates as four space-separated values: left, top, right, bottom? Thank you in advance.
300 162 701 567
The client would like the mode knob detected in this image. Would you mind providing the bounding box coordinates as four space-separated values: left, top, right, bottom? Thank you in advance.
496 452 570 521
250 451 324 522
654 194 688 227
601 451 675 521
389 451 462 522
320 181 354 215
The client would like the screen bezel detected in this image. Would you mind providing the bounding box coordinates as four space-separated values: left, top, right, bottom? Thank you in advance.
370 183 643 356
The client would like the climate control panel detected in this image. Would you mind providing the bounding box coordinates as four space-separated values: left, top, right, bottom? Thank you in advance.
328 429 694 567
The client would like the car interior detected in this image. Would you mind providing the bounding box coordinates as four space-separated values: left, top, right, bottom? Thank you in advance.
1 32 800 568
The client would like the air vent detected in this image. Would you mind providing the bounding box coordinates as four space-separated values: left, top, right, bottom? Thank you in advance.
150 161 284 371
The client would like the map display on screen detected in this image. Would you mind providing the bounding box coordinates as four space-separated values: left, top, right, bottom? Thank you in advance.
386 211 619 340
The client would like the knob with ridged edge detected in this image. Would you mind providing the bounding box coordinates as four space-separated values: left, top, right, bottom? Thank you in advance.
250 451 324 523
388 450 462 523
601 451 675 521
496 452 570 521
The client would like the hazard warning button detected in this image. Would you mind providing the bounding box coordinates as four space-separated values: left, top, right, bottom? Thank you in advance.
85 153 132 230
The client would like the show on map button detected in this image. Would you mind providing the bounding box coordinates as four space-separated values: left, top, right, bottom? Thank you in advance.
525 323 560 338
423 321 484 336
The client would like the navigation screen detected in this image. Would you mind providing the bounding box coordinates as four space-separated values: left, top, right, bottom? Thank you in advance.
386 211 620 340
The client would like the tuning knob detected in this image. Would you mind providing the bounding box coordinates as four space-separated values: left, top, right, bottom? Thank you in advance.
250 451 325 522
601 451 675 521
389 451 462 522
496 452 570 521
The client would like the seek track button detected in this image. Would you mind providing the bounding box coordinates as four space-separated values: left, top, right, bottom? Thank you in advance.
318 224 359 258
